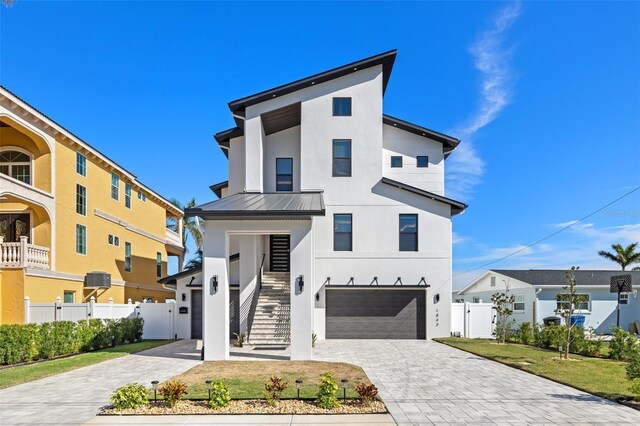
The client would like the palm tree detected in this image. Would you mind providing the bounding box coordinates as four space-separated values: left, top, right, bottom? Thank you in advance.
598 242 640 271
168 198 203 268
185 250 203 270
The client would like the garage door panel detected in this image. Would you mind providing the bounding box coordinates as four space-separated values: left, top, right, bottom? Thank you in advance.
326 290 425 339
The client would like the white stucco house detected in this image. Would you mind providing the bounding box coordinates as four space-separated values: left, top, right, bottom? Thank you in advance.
182 50 467 360
454 270 640 334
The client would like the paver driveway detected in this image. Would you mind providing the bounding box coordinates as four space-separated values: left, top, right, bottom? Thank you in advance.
0 340 201 425
314 339 640 425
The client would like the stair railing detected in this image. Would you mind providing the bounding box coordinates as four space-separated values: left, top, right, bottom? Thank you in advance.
247 253 266 342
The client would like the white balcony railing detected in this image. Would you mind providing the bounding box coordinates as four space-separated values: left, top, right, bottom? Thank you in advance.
165 228 182 248
0 236 50 269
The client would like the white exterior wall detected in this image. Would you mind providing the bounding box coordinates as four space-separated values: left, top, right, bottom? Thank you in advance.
174 271 202 339
227 137 245 195
263 126 301 192
383 125 445 195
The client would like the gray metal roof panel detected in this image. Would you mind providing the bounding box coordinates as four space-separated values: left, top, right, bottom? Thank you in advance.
493 270 640 287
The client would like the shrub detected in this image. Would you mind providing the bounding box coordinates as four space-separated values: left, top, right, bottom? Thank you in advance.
316 372 340 410
626 351 640 380
233 332 245 348
355 383 378 405
264 376 288 405
110 383 148 410
209 381 231 410
518 322 533 346
159 380 188 408
0 323 40 364
609 327 639 361
630 379 640 401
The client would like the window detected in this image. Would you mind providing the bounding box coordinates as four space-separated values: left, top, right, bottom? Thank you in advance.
332 139 352 177
76 152 87 176
76 184 87 216
63 291 75 303
137 191 146 202
142 297 154 303
333 214 352 251
490 276 496 287
76 224 86 255
156 252 162 277
111 173 119 200
275 158 293 191
472 296 481 303
556 294 590 311
391 156 403 168
417 156 429 168
620 293 630 305
399 214 418 251
332 97 352 116
108 234 120 246
0 150 31 184
125 183 132 208
513 294 525 311
124 242 132 272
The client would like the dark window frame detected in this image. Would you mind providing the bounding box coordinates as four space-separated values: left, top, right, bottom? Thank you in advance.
332 139 352 177
76 184 87 216
75 224 87 255
391 156 403 168
156 252 162 278
125 183 132 208
417 156 429 168
333 214 353 252
332 97 352 116
399 214 418 252
275 158 293 192
125 242 132 272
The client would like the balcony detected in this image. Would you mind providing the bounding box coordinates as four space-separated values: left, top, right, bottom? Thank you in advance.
165 228 182 250
0 236 50 269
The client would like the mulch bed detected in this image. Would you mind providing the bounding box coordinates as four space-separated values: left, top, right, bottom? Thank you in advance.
100 399 387 415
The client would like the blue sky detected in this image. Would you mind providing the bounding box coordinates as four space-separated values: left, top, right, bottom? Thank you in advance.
1 1 639 286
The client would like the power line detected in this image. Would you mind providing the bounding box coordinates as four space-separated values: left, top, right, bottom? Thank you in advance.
453 185 640 277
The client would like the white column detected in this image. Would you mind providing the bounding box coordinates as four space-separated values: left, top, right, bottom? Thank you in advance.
244 113 264 192
289 221 314 360
55 296 62 321
24 297 31 323
89 296 96 319
238 235 258 335
203 224 230 360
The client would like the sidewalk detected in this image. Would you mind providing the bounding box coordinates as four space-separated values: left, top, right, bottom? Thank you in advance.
84 414 395 425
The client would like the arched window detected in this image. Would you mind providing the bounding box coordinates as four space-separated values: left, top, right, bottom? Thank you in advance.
0 150 31 184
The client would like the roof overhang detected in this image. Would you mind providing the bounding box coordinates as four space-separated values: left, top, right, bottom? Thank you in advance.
383 114 460 155
158 266 202 285
209 180 229 198
380 177 468 216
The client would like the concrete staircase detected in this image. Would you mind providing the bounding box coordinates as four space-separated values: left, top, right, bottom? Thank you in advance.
247 272 290 346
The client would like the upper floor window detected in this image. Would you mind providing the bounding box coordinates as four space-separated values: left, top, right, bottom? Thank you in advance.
156 252 162 278
333 97 352 116
391 156 403 168
0 150 31 184
124 242 132 272
332 139 352 177
76 184 87 216
620 293 630 305
125 183 132 208
334 214 352 251
111 173 119 200
276 158 293 191
417 156 429 168
137 191 147 202
76 152 87 176
76 224 87 255
399 214 418 251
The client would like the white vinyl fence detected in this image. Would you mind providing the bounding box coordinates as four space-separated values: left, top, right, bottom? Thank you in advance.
24 296 176 340
451 302 495 338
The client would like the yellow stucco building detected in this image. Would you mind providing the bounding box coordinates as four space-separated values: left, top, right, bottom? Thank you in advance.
0 86 184 324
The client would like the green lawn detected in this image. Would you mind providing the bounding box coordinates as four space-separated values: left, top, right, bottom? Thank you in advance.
164 361 370 399
0 340 172 389
437 338 634 401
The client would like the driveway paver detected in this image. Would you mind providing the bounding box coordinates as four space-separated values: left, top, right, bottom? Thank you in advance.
0 340 201 425
314 339 640 425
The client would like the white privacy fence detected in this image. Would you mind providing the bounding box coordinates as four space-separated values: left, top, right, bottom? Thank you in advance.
451 302 495 338
24 296 176 340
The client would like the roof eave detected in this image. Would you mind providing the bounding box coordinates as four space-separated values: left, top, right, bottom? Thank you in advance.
380 177 468 216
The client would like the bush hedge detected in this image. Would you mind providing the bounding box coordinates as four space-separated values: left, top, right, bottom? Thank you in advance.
512 321 603 357
0 317 144 365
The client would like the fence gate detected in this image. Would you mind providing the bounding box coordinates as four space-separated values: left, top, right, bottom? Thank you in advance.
451 302 495 338
138 302 176 340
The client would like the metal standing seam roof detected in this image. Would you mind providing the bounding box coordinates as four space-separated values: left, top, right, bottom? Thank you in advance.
493 270 640 287
185 192 325 219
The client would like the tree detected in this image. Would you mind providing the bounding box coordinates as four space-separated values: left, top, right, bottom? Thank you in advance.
2 0 14 6
555 266 589 360
598 242 640 271
491 282 515 344
168 198 203 268
185 249 202 270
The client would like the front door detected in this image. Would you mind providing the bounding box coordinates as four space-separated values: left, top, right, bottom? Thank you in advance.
0 214 30 243
270 235 290 272
191 290 203 339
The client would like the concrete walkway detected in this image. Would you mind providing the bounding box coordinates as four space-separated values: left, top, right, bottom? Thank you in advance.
314 340 640 425
0 340 201 425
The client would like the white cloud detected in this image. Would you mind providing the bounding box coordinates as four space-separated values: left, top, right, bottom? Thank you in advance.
446 1 522 200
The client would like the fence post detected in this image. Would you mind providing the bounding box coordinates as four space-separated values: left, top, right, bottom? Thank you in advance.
24 296 31 323
89 296 96 319
108 297 114 319
464 302 469 338
127 298 132 304
55 296 62 321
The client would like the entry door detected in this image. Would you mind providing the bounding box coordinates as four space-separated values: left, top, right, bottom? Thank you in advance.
191 290 203 339
270 235 290 272
0 214 30 243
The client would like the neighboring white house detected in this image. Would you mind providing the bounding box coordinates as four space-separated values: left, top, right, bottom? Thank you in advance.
455 270 640 334
184 50 467 360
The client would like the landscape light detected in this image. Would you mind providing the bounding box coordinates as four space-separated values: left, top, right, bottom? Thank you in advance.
340 378 349 402
295 378 303 399
206 379 213 400
151 380 159 402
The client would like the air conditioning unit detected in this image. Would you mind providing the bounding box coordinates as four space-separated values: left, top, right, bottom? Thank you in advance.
85 272 111 288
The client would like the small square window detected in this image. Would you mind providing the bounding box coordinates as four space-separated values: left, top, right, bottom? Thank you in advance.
513 294 525 311
114 236 120 246
620 293 630 305
137 191 146 202
108 234 114 245
417 156 429 168
391 156 403 168
332 97 352 116
63 291 75 303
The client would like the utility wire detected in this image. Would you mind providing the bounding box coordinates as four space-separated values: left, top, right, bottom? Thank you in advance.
453 185 640 277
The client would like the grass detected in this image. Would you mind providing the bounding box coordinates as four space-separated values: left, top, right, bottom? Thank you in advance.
0 340 173 389
437 337 635 401
164 361 371 400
